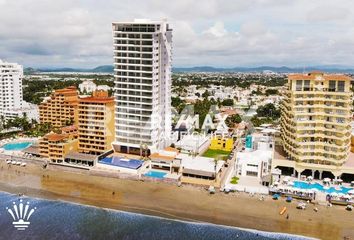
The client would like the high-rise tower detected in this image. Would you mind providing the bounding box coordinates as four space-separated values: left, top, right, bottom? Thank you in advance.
279 72 352 177
112 19 172 154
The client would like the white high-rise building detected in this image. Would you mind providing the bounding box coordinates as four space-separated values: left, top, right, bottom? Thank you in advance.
111 19 172 154
0 60 23 117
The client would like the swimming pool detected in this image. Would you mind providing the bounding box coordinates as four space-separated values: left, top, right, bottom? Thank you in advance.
99 156 143 169
2 142 32 151
293 181 353 194
144 171 167 179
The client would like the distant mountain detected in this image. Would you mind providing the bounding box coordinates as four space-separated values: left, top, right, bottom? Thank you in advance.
24 67 38 74
91 65 114 73
25 65 354 74
25 65 114 73
173 65 354 73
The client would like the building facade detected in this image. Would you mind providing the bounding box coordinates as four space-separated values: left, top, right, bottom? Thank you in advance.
39 86 79 128
39 131 79 163
0 60 23 118
78 90 115 155
277 72 352 178
111 19 172 155
210 136 234 152
79 80 97 93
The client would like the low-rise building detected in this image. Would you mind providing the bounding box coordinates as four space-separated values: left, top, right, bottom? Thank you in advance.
79 80 97 93
39 131 78 163
175 134 210 155
179 153 225 186
236 133 274 181
210 136 234 152
149 147 181 174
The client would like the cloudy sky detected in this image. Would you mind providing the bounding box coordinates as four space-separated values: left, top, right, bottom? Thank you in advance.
1 0 354 68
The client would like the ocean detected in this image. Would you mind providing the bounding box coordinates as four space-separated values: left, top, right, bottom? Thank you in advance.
0 192 313 240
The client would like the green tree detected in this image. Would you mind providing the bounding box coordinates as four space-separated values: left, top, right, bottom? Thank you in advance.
225 114 242 128
256 103 280 119
221 98 234 106
265 89 278 96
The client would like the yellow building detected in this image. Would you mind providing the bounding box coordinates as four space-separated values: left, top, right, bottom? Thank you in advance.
39 86 78 128
275 71 353 178
209 136 234 151
78 90 115 155
39 131 78 164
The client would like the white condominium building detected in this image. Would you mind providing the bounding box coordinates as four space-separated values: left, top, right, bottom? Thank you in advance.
112 19 172 155
0 60 23 118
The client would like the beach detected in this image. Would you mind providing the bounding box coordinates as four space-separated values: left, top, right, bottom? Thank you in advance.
0 160 353 240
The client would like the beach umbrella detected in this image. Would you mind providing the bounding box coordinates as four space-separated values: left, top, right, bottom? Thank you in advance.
307 176 313 181
310 188 319 193
286 196 292 202
337 179 343 183
330 192 338 197
272 194 280 200
323 178 331 182
348 189 354 195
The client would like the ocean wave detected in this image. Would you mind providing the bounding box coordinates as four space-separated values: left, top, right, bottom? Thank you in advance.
0 191 315 240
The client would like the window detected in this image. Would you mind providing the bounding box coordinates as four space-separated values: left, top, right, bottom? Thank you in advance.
304 80 310 91
247 164 258 167
329 80 336 92
337 81 345 92
296 80 302 91
246 171 258 177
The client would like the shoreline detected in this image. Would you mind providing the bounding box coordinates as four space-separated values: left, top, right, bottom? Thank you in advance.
0 189 312 240
0 161 353 239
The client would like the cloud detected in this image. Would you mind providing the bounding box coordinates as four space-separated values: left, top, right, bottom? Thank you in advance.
0 0 354 68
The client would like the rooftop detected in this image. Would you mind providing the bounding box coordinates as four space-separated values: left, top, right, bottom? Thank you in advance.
178 153 224 174
289 72 352 81
79 96 114 104
65 152 98 161
44 132 70 142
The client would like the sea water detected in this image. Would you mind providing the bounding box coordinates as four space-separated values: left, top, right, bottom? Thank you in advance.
0 192 313 240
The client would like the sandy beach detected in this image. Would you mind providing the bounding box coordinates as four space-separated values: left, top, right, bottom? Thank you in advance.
0 160 353 240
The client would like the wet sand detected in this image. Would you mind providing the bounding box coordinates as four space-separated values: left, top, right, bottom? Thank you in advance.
0 161 353 240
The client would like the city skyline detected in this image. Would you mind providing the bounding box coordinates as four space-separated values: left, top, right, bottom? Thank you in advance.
1 0 354 68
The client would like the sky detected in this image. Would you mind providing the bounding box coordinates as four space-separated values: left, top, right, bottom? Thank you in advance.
1 0 354 68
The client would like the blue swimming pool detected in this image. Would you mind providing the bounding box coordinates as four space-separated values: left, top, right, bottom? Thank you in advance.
99 156 143 169
144 171 167 179
2 142 32 151
294 181 353 194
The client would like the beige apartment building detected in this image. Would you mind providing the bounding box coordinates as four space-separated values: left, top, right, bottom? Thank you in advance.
273 71 354 179
38 88 115 164
39 86 78 128
78 90 115 155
